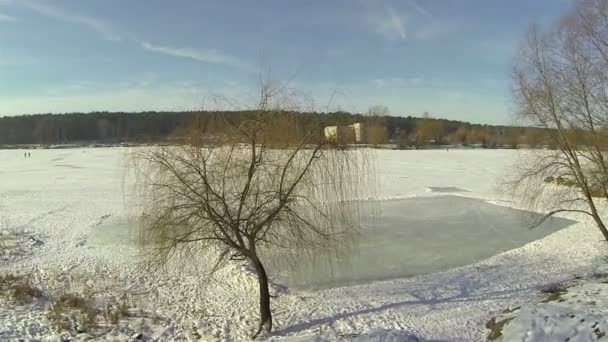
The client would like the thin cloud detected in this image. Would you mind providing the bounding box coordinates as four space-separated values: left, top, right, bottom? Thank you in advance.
15 1 252 71
370 77 424 87
407 0 434 20
413 23 451 40
0 13 15 22
368 1 447 42
375 6 407 41
140 41 253 71
407 0 447 40
22 1 124 41
0 54 36 66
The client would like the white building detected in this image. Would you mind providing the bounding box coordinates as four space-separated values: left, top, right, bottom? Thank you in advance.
324 126 338 143
350 123 364 143
324 123 365 144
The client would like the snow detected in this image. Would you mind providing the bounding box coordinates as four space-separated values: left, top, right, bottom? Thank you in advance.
0 148 606 341
494 275 608 341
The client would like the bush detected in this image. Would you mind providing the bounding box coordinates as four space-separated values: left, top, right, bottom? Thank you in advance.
486 316 514 341
545 175 605 198
555 176 577 187
0 273 42 304
103 294 131 326
48 292 97 333
540 284 569 303
48 290 135 334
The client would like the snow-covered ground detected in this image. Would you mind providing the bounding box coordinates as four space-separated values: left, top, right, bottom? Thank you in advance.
0 148 606 341
492 275 608 341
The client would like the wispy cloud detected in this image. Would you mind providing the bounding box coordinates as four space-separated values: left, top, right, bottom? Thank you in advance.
0 13 16 22
368 1 447 42
374 6 407 41
22 1 124 41
13 1 252 71
370 77 424 87
407 0 434 20
140 41 253 71
413 24 451 41
438 89 465 100
0 54 36 66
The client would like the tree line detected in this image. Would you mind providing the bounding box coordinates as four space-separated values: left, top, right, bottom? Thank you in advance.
0 110 551 148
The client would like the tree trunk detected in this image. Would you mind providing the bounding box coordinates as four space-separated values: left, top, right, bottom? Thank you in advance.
591 210 608 242
586 194 608 241
251 256 272 338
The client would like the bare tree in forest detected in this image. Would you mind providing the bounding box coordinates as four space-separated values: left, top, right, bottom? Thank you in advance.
416 113 445 146
133 80 373 338
522 128 548 148
512 0 608 241
467 126 488 147
452 126 469 145
365 105 389 145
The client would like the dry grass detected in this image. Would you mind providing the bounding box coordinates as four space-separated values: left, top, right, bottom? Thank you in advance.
540 285 570 303
47 289 138 335
48 292 97 333
1 268 153 338
102 293 131 326
485 316 514 341
544 176 605 198
0 273 43 304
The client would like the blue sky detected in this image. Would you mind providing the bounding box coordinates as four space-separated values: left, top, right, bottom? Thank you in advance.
0 0 573 124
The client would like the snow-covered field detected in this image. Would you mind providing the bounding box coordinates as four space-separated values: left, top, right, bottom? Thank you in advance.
0 147 606 341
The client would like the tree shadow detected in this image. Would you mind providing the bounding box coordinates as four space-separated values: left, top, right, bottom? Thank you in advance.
272 258 552 339
338 329 449 342
273 285 532 338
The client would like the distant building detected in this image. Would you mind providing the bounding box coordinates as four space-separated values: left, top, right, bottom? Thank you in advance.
350 123 364 143
323 126 338 143
324 122 365 144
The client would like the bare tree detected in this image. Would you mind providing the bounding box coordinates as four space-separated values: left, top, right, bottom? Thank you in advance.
512 0 608 241
522 127 548 148
367 105 390 117
467 126 488 147
365 105 389 146
451 126 469 145
416 114 445 146
133 80 373 338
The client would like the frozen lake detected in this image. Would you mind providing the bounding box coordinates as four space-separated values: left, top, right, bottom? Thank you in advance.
2 148 598 340
92 195 577 290
265 196 577 290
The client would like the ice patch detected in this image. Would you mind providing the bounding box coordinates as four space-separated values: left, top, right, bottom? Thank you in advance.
52 164 85 169
89 217 140 246
267 196 577 289
427 186 470 193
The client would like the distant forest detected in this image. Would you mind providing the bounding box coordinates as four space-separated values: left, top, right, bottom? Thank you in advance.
0 111 547 148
